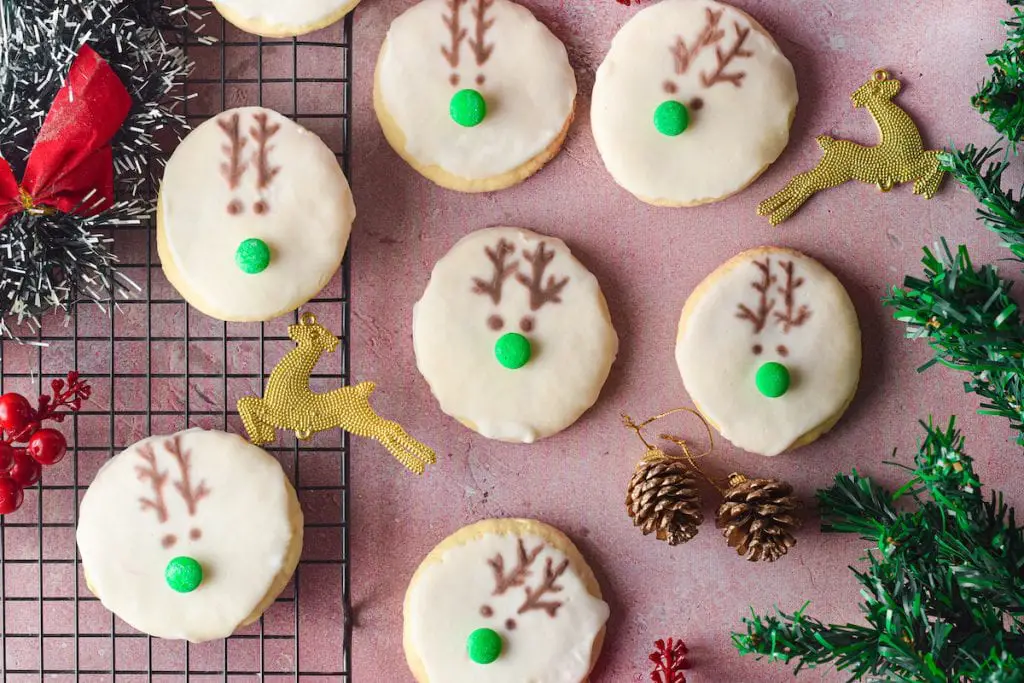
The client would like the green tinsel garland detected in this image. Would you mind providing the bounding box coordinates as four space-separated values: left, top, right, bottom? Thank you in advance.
0 1 205 335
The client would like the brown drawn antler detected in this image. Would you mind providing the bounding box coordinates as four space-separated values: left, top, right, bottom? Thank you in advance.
518 556 569 618
736 259 777 333
472 239 519 305
136 442 170 523
701 22 753 88
515 242 569 311
441 0 468 69
671 7 725 75
165 435 210 516
488 539 542 595
468 0 496 66
773 261 811 332
250 112 281 191
217 113 248 190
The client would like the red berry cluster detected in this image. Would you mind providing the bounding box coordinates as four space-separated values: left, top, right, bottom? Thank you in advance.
649 638 690 683
0 372 90 514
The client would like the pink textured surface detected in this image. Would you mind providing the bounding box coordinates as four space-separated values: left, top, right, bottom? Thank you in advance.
349 1 1021 681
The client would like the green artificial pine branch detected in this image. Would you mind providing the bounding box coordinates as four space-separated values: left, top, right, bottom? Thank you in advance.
733 419 1024 682
972 0 1024 143
884 241 1024 444
939 146 1024 256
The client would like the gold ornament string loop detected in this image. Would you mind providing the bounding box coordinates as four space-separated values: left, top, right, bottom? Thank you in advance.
872 68 889 82
622 408 727 493
300 311 318 326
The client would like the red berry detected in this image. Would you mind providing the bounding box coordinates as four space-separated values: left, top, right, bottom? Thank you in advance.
27 429 67 466
9 449 40 487
0 476 24 514
0 393 34 437
0 442 14 471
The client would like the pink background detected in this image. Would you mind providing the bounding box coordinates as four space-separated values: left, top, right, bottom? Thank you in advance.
0 1 1019 681
349 0 1023 681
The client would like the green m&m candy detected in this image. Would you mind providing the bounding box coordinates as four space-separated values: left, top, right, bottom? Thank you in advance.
494 332 531 370
755 362 791 398
165 556 204 593
653 100 690 137
450 89 487 128
467 627 503 664
235 238 271 274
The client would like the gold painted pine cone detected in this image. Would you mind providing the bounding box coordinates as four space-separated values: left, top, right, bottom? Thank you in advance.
626 453 704 546
717 474 801 562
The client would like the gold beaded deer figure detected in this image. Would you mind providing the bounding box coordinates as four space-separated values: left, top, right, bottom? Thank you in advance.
238 313 436 474
757 70 945 226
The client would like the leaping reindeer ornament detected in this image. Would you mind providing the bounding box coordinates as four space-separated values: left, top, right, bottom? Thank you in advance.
757 69 945 226
238 313 436 475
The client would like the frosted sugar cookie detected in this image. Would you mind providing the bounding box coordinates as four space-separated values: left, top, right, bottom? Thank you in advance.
592 0 798 206
159 107 355 322
676 248 861 456
211 0 358 38
374 0 577 192
76 430 303 642
413 227 618 443
404 518 609 683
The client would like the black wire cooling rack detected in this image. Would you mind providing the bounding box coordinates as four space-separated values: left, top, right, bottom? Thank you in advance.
0 6 353 681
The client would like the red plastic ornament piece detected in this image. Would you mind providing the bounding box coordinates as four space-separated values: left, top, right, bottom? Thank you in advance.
0 476 24 514
0 393 35 437
27 429 67 466
9 449 41 487
649 638 690 683
0 442 14 471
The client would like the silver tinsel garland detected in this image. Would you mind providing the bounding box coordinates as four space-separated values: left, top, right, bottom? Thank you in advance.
0 0 210 336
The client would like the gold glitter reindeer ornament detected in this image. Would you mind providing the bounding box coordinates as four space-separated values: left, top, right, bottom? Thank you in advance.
238 313 436 474
758 69 945 225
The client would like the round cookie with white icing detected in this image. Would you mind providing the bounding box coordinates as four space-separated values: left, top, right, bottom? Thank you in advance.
211 0 358 38
374 0 577 193
413 227 618 443
76 429 303 643
592 0 798 206
676 247 861 456
404 518 609 683
159 106 355 322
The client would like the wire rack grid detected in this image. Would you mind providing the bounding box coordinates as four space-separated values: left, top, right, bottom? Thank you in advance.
0 6 353 681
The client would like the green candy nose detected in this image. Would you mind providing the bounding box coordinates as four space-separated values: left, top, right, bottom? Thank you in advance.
495 332 531 370
653 100 690 136
467 627 503 665
235 238 271 274
165 556 204 593
450 89 487 127
756 362 791 398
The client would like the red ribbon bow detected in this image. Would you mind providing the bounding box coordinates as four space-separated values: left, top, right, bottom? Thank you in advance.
0 44 132 228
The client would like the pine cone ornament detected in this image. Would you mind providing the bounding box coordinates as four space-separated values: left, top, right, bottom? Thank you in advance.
717 474 801 562
626 451 704 546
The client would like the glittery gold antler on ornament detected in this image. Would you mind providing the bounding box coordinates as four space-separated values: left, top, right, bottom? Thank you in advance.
237 313 436 475
758 70 946 226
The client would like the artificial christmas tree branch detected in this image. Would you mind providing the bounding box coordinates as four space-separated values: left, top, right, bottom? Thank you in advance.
734 418 1024 682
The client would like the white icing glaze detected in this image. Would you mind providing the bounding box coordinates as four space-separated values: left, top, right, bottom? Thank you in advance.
591 0 798 205
378 0 576 180
76 429 301 642
406 531 609 683
676 248 861 456
160 107 355 322
413 227 618 443
212 0 351 28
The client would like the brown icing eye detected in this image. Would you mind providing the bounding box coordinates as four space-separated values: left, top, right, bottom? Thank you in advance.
488 315 504 331
450 74 460 87
190 528 202 541
519 316 534 333
480 605 494 618
663 80 678 94
752 344 763 355
690 97 704 111
476 74 486 86
161 534 177 549
505 618 517 630
227 200 243 215
777 345 789 357
253 200 268 215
